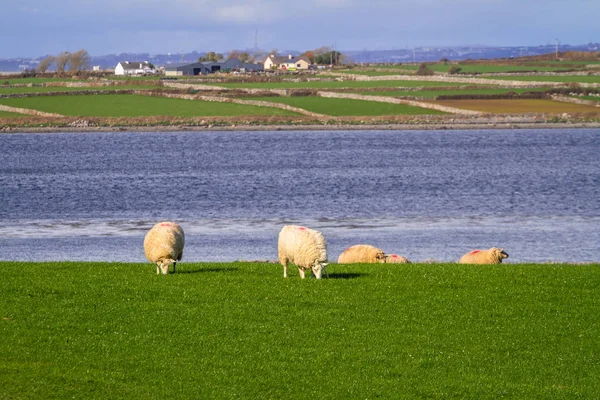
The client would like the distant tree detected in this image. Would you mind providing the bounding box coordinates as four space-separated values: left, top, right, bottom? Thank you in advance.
55 52 71 73
67 49 90 72
238 52 251 63
36 56 54 73
448 66 462 75
440 58 449 65
227 50 240 60
198 51 223 62
416 63 434 76
302 50 315 64
314 51 343 66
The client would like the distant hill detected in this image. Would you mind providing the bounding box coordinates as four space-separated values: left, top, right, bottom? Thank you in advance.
1 43 599 73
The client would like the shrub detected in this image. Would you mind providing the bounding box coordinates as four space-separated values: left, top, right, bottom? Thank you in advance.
448 66 462 75
415 63 434 76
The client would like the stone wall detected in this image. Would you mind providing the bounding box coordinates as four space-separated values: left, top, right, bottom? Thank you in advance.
0 104 63 117
317 91 483 115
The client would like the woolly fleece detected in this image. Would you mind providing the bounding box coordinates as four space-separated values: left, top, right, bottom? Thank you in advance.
278 225 327 279
143 221 185 274
459 247 509 264
337 244 386 264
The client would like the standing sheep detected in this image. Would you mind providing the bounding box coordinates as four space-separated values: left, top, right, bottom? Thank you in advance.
144 221 185 274
337 244 386 264
278 225 328 279
459 247 509 264
384 254 412 264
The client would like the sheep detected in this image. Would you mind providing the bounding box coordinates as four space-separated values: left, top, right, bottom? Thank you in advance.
143 221 185 274
458 247 509 264
278 225 328 279
337 244 386 264
384 254 412 263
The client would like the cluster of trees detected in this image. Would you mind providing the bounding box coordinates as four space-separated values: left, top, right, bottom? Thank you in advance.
198 50 255 63
198 46 345 66
302 46 344 66
36 50 90 73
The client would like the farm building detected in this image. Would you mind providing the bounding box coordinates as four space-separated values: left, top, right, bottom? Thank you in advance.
114 61 155 75
264 54 311 70
164 58 264 76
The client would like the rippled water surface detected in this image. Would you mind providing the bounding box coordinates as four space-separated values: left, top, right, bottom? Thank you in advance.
1 129 598 263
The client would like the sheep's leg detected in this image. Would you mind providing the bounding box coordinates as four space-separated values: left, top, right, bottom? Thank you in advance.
172 262 177 274
298 267 306 279
156 264 160 275
282 260 288 278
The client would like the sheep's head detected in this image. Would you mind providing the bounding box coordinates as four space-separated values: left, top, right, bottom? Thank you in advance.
157 258 176 274
312 262 328 279
375 251 386 263
491 248 509 261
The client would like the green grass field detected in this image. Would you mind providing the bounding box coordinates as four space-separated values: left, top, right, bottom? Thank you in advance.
0 94 300 117
0 110 25 117
203 80 469 89
0 85 162 94
248 96 446 116
342 64 575 74
355 88 547 99
482 75 600 84
1 261 598 399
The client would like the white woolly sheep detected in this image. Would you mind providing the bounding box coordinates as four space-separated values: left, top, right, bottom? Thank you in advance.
143 221 185 274
337 244 386 264
458 247 509 264
384 254 412 264
278 225 328 279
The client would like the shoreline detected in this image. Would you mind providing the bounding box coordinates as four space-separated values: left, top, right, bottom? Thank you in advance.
4 121 600 133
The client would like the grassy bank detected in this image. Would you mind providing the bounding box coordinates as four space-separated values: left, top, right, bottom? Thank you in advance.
1 261 598 399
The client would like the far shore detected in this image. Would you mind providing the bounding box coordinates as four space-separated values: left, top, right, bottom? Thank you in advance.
3 121 600 134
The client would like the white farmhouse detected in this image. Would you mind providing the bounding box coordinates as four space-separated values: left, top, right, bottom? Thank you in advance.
114 61 155 76
263 54 311 71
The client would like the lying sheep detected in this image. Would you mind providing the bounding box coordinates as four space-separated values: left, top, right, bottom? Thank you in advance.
143 221 185 274
459 247 509 264
278 225 328 279
384 254 412 263
337 244 386 264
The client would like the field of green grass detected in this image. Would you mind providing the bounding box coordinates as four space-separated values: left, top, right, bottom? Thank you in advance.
203 80 469 89
249 96 445 116
0 110 25 117
483 75 600 84
1 261 598 399
0 85 162 94
0 94 300 117
355 88 547 99
343 64 575 74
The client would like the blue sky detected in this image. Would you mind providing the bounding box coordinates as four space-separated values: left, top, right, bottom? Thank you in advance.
2 0 598 58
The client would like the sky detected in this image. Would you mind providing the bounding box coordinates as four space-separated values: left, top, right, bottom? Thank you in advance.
1 0 598 58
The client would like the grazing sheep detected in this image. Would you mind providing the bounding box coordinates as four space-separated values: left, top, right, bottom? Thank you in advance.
143 221 185 274
337 244 386 264
459 247 509 264
278 225 328 279
384 254 412 263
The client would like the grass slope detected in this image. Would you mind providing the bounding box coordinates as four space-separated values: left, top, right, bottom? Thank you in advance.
1 262 599 399
0 94 299 117
249 96 445 116
205 80 468 89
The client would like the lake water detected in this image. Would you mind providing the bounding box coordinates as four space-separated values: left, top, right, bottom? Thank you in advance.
1 128 598 263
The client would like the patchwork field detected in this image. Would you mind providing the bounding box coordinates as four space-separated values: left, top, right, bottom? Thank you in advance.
201 80 470 89
426 99 600 114
0 110 25 117
1 261 599 399
355 88 547 98
248 96 446 116
0 94 300 117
